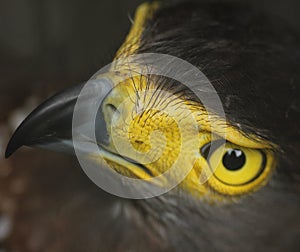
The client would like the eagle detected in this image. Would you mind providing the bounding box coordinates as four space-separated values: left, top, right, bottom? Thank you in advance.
5 1 300 251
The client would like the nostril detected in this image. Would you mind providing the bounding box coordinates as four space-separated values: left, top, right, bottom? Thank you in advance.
135 140 143 144
106 103 117 112
106 103 120 118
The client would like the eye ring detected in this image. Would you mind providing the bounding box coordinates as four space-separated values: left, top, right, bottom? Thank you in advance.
201 141 275 195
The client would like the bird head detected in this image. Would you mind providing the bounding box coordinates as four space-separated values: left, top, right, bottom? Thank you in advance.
5 2 276 201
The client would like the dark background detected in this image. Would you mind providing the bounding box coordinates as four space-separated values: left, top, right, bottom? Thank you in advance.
0 1 299 251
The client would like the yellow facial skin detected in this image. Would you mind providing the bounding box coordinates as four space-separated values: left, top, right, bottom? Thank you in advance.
91 74 275 200
99 76 200 183
89 2 276 201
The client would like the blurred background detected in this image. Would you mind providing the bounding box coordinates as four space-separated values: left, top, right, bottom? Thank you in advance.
0 0 299 251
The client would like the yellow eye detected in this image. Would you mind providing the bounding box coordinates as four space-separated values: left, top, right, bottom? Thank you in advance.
203 142 274 195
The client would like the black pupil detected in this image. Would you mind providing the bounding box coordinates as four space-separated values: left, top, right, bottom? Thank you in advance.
222 149 246 171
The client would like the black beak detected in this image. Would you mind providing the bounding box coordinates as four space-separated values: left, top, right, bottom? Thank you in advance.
5 78 113 158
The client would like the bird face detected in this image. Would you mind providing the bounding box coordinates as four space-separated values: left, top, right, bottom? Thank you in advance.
5 66 275 201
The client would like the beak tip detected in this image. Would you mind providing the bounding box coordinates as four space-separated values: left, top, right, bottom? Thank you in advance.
5 131 23 158
5 146 13 159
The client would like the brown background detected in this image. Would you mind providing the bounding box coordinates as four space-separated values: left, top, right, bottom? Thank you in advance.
0 0 299 251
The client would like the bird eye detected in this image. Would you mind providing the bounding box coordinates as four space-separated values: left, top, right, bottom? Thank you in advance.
202 142 274 195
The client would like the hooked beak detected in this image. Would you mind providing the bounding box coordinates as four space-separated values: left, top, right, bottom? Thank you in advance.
5 78 113 158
